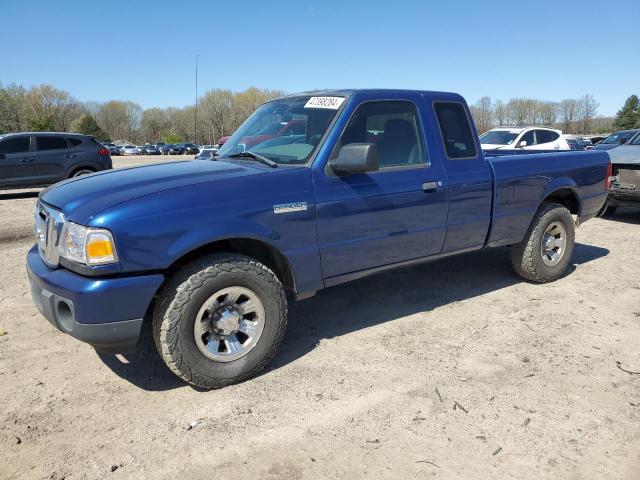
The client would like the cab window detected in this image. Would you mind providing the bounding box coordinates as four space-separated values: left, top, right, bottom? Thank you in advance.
433 102 477 159
337 101 426 168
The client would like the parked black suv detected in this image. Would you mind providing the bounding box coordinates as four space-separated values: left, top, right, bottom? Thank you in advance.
0 132 112 189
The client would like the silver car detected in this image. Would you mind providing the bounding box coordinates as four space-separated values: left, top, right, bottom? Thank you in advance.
121 145 141 155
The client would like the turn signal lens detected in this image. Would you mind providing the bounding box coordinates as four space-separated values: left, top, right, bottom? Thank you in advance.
58 222 118 265
86 232 116 264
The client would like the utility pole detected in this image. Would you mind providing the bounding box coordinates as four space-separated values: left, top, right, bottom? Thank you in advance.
194 54 198 143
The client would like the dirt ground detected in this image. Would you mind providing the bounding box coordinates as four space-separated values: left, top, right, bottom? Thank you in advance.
1 155 639 479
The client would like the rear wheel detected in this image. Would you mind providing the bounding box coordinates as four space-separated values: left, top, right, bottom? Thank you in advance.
511 202 575 283
152 253 288 389
71 168 95 178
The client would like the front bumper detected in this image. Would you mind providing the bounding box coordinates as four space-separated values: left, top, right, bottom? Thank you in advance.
26 245 164 353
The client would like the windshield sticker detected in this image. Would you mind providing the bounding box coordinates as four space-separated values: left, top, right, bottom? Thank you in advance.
304 97 345 109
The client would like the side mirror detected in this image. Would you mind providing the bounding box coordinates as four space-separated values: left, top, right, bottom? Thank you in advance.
517 140 528 148
330 143 379 176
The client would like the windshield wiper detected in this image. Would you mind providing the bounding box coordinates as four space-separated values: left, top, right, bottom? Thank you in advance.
226 151 278 168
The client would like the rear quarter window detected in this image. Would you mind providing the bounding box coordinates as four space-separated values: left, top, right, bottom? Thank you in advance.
67 138 83 147
433 102 477 159
536 130 559 144
36 136 69 151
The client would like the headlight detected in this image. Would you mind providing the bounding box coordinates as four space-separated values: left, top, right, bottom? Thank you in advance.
59 222 118 265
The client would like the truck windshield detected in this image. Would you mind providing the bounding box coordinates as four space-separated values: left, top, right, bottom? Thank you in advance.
479 130 519 145
217 95 344 165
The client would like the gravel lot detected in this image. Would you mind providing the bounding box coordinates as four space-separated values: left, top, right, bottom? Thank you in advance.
1 155 639 479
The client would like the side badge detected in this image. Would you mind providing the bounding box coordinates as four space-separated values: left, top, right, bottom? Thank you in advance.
273 202 308 214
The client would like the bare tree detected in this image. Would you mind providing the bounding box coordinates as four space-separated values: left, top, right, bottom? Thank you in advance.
539 101 558 126
199 89 235 144
140 108 170 142
577 94 599 133
493 99 506 126
23 84 84 131
470 96 493 134
0 83 28 132
505 98 529 126
95 101 142 142
559 99 580 134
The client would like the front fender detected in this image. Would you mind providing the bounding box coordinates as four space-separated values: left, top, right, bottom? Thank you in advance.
90 168 323 294
164 219 280 267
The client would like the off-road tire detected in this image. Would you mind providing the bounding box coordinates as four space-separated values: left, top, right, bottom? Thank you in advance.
511 202 575 283
152 253 287 389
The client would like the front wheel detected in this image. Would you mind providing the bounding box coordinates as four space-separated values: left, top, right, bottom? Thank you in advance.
152 253 287 389
511 202 575 283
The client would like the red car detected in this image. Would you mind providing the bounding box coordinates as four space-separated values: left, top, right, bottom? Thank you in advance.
217 119 306 150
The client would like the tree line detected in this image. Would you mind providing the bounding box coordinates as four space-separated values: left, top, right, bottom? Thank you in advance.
468 94 608 134
1 82 637 141
0 83 283 144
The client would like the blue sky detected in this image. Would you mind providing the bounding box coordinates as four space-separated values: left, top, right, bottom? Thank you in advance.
2 0 638 116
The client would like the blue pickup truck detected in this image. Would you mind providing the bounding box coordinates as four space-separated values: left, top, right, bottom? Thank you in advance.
27 89 611 388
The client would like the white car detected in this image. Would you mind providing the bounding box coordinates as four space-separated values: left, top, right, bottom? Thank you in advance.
121 145 141 155
480 127 570 151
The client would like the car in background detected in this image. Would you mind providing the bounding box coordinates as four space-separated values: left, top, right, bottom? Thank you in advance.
588 135 607 145
161 144 184 155
141 144 161 155
480 127 570 151
0 132 112 189
602 131 640 215
563 135 593 151
195 148 218 160
101 142 120 156
179 143 200 155
591 129 639 151
227 118 307 151
217 136 230 148
121 145 141 155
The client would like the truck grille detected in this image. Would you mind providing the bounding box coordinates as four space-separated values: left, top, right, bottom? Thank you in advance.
34 201 65 267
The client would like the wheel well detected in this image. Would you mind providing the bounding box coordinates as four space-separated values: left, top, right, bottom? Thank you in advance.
166 238 296 295
544 188 580 215
69 165 96 177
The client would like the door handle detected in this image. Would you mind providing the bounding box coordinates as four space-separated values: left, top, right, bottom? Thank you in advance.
19 157 34 163
422 181 442 192
65 154 76 158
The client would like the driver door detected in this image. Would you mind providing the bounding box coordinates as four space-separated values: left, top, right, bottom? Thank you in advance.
313 98 448 280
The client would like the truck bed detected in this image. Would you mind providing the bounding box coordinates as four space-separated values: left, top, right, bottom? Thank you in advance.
484 150 610 248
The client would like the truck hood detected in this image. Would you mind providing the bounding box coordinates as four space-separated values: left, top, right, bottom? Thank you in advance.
40 160 266 222
608 145 640 165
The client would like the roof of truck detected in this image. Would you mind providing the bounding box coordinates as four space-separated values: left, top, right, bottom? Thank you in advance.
276 89 458 99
